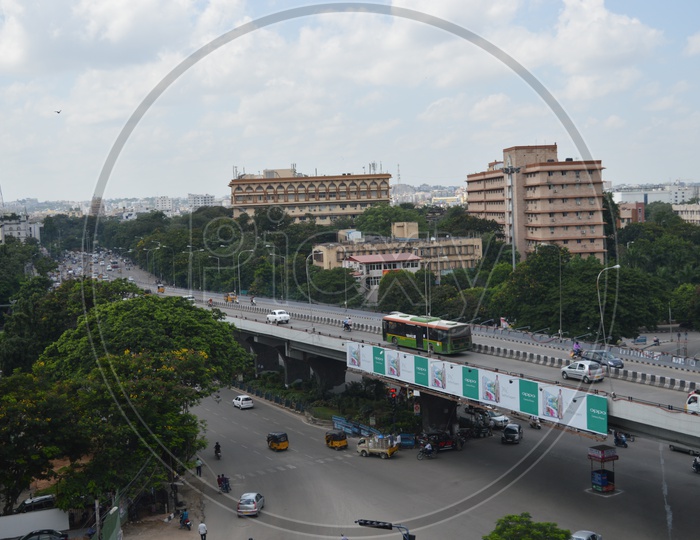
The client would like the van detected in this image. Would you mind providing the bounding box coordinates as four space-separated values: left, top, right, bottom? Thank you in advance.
15 494 56 513
686 390 700 413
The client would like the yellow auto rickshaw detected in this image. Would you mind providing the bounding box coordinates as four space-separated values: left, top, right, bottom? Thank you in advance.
267 432 289 452
224 292 239 303
325 429 348 450
157 284 165 293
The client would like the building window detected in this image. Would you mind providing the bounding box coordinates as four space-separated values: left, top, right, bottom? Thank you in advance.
576 198 582 206
561 171 566 176
589 198 595 205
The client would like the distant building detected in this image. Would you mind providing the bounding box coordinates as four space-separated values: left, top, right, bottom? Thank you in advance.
188 193 217 209
312 222 482 302
613 182 699 205
228 168 391 224
673 204 700 225
155 196 173 212
345 253 421 303
466 144 606 263
618 202 645 228
0 213 42 243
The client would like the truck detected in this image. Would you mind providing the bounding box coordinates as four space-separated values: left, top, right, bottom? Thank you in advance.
356 435 399 459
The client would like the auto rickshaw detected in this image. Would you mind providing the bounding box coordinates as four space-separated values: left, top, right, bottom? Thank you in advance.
157 284 165 293
267 432 289 452
224 292 239 303
325 430 348 450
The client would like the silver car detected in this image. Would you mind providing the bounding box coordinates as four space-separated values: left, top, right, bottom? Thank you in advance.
237 492 265 517
562 360 605 383
232 395 254 409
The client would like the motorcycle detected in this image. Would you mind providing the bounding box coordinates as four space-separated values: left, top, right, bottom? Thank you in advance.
416 447 436 460
215 447 221 460
250 297 256 306
529 416 542 429
613 432 628 448
179 517 192 530
343 321 352 332
692 457 700 474
221 476 231 493
570 349 583 359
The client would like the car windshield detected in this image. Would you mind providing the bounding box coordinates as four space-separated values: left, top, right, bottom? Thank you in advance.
588 362 601 370
505 426 517 433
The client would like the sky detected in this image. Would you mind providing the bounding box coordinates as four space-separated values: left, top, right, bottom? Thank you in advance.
1 0 699 202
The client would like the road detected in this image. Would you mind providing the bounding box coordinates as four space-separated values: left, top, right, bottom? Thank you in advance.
185 388 700 540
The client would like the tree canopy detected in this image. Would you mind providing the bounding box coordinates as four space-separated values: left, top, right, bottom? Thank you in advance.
483 512 570 540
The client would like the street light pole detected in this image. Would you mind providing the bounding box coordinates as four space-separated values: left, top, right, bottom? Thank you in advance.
536 243 563 340
237 249 254 298
597 264 621 348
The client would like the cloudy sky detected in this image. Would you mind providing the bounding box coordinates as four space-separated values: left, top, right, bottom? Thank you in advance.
1 0 699 202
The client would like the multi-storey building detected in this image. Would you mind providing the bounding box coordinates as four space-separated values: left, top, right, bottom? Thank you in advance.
228 168 391 224
0 213 42 243
188 193 216 209
672 204 700 225
466 144 606 262
618 202 645 228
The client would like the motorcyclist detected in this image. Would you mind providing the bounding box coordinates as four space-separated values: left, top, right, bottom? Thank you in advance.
214 442 221 458
207 298 213 307
572 341 582 357
424 441 433 457
343 317 352 331
250 296 256 306
613 430 626 446
180 508 189 528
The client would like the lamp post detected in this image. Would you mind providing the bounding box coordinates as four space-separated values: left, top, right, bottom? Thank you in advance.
159 245 175 285
237 249 254 298
266 244 287 301
144 247 158 277
596 264 621 348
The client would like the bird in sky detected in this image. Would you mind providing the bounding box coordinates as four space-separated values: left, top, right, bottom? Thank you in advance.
54 110 61 114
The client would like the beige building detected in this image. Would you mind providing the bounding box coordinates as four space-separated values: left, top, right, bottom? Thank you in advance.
466 144 606 262
618 202 645 228
312 222 482 276
673 204 700 225
228 168 391 224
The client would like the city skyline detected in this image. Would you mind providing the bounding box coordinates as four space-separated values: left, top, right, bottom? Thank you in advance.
2 1 699 202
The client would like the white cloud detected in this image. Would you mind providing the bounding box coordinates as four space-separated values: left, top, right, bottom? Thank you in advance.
0 0 27 69
602 114 625 129
469 93 511 122
685 32 700 56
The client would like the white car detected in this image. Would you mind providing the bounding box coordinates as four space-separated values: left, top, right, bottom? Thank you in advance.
232 395 254 409
266 310 290 324
182 295 196 303
571 531 602 540
127 276 135 282
486 408 510 429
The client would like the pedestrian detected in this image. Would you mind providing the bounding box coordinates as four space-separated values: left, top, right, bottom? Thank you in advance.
195 457 202 477
216 474 222 491
198 521 207 540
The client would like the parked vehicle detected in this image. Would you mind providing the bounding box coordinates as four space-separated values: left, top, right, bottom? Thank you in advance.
357 435 399 459
501 423 524 444
582 350 624 369
267 310 290 324
15 494 56 513
561 360 605 383
237 492 265 517
232 395 254 409
267 432 289 451
325 429 348 450
18 530 68 540
570 531 602 540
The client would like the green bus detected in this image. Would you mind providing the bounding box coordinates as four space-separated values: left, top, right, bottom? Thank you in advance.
382 312 472 354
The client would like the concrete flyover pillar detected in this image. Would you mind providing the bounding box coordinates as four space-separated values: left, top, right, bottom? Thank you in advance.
307 355 347 391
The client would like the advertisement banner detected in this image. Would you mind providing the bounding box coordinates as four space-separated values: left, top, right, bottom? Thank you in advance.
345 344 607 435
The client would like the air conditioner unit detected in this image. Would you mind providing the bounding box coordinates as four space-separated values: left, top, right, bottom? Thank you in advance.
578 215 582 220
553 189 558 193
550 218 556 223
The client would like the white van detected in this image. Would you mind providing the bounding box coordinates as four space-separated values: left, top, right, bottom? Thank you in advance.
685 390 700 413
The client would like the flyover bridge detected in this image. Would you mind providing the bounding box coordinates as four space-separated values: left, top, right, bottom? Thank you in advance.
222 302 700 451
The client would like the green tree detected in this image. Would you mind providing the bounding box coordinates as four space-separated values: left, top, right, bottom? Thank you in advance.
37 295 252 381
355 204 426 236
0 373 87 515
377 271 424 313
483 512 570 540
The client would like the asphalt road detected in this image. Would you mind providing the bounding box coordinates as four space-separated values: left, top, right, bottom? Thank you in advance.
181 388 700 540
